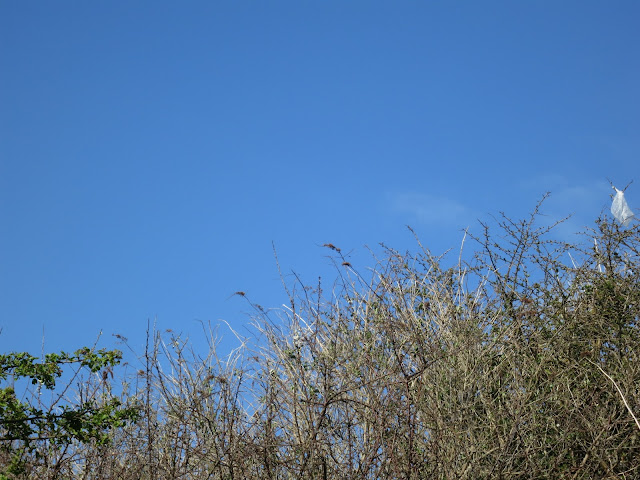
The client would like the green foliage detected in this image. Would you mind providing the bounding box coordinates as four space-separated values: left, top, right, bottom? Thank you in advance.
0 348 139 478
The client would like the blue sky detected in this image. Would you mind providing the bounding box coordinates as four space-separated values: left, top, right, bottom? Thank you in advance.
1 2 638 359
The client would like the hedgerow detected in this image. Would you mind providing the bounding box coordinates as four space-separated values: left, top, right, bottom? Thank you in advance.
2 198 639 479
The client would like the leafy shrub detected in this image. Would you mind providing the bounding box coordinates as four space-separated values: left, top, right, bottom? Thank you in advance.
0 348 139 478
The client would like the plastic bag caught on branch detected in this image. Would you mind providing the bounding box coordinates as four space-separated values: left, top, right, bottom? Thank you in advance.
611 187 635 226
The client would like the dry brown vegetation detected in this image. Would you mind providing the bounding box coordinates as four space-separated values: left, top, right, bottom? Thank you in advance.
3 202 640 479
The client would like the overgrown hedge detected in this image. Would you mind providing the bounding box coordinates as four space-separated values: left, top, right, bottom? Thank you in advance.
2 202 639 479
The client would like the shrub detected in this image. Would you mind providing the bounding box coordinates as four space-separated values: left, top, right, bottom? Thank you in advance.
0 347 139 479
3 200 639 478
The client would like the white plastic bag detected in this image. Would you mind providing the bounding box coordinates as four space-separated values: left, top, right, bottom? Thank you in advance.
611 187 634 226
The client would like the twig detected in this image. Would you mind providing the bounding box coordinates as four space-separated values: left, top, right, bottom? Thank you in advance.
589 360 640 432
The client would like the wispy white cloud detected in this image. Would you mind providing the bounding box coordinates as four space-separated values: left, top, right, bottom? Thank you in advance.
385 177 636 245
516 176 629 240
524 177 612 215
386 191 476 229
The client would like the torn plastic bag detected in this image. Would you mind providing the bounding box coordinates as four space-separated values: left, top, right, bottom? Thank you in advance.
611 187 635 226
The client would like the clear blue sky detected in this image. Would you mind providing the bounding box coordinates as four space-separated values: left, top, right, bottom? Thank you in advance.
1 2 638 359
